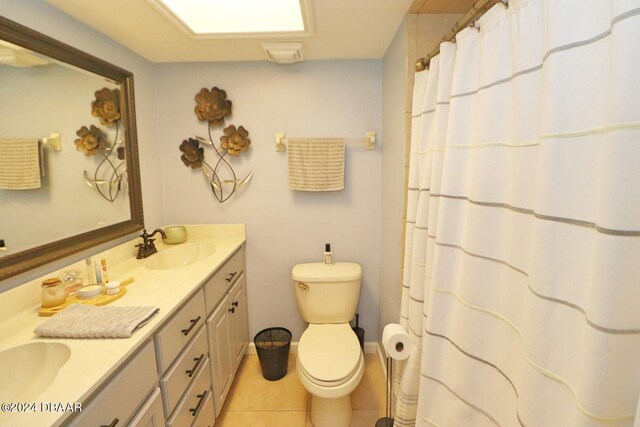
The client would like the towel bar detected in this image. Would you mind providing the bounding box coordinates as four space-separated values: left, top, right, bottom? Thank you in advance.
275 131 375 151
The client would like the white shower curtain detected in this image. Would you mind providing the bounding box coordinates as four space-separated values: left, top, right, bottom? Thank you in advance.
398 0 640 426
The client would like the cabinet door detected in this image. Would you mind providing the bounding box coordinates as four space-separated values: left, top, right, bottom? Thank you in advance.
206 294 232 417
229 275 248 373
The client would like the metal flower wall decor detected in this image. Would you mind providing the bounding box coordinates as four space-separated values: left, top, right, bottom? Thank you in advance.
74 87 125 202
180 87 253 203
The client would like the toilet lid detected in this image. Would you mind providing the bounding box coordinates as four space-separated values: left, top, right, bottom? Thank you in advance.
298 324 362 384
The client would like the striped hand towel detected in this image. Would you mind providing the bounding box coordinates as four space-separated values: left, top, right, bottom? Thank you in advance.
287 138 345 191
0 139 42 190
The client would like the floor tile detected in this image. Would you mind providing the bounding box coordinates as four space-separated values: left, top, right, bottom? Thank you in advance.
351 353 386 410
225 354 308 411
304 409 386 427
218 409 307 426
351 409 387 427
222 351 386 426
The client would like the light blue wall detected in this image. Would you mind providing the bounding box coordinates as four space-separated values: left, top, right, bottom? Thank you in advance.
0 1 394 344
155 60 383 340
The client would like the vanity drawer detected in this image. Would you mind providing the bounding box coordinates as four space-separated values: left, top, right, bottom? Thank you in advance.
160 325 208 416
128 387 165 427
155 289 206 372
192 388 216 427
166 357 212 427
204 244 245 315
68 340 157 427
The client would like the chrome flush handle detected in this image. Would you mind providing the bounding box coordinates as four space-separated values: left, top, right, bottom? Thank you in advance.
297 282 309 291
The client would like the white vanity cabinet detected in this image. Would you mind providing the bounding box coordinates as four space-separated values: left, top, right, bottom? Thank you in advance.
67 341 162 427
156 243 248 425
204 245 249 417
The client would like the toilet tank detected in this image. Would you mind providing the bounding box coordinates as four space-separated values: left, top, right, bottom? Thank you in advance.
292 262 362 324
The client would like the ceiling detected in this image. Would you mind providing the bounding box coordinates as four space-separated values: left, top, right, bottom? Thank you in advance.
409 0 478 14
44 0 474 63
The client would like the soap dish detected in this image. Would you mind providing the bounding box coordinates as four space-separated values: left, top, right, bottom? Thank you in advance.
77 284 103 300
163 225 187 244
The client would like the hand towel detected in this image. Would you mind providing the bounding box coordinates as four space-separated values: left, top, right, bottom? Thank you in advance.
34 304 159 338
0 138 42 190
287 138 345 191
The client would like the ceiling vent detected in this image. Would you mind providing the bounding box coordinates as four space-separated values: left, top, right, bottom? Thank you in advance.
262 42 304 64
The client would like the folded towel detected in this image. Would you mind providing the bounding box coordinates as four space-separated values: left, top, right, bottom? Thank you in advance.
34 304 159 338
287 138 345 191
0 138 42 190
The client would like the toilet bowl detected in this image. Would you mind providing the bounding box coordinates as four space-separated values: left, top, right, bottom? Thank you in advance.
292 261 363 427
296 324 365 427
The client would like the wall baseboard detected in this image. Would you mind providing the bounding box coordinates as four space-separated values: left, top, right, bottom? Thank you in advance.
377 341 388 378
247 341 381 355
245 341 387 385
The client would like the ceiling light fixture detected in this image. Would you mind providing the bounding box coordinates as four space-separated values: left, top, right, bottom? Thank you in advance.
150 0 313 38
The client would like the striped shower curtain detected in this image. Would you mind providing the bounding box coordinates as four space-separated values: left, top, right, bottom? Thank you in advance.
397 0 640 426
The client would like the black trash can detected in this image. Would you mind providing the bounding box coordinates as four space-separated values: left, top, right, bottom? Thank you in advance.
352 313 365 352
254 327 292 381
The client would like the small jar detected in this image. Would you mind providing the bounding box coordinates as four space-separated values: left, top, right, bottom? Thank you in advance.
104 280 121 296
41 278 66 308
60 270 83 296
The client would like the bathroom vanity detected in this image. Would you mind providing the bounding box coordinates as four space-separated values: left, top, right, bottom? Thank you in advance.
0 224 248 427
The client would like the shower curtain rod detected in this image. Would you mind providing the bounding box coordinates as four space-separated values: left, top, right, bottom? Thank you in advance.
415 0 505 71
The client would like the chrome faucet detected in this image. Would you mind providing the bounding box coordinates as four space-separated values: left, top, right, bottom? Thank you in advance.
136 228 167 259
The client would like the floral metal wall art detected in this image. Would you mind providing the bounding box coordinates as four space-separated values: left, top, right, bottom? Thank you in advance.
75 87 125 202
180 86 253 203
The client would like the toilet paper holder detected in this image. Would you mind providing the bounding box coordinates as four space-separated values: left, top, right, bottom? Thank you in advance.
377 323 412 427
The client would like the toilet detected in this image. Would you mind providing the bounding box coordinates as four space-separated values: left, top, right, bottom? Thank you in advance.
292 262 364 427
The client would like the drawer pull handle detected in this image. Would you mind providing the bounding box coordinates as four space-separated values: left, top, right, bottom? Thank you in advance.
100 418 119 427
225 271 238 282
189 390 208 417
181 316 201 336
232 301 239 307
186 354 205 378
228 306 236 314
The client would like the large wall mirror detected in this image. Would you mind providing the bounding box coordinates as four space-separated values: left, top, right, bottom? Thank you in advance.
0 15 144 281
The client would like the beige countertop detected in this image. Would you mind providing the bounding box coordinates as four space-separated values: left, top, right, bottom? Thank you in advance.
0 224 245 427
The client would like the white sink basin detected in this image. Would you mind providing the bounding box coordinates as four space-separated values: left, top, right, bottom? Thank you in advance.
145 243 215 270
0 342 70 402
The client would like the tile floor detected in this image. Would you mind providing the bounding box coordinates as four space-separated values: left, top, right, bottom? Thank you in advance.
217 352 386 426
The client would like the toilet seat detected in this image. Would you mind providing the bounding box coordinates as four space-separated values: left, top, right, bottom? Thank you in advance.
297 323 362 387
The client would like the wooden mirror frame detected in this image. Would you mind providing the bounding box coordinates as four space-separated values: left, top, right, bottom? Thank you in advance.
0 15 144 281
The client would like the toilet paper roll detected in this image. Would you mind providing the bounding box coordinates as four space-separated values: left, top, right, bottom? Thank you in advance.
382 323 412 360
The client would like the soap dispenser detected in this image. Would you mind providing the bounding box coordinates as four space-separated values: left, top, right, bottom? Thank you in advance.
323 243 333 265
